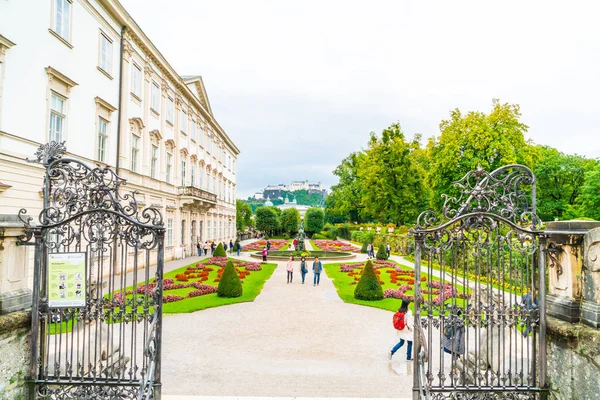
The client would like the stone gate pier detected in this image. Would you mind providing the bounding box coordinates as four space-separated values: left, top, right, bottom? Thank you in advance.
545 221 600 400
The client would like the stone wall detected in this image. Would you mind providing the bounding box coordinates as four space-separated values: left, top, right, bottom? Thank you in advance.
0 311 30 400
547 316 600 400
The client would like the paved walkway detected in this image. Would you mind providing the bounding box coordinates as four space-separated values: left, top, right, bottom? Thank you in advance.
160 251 415 398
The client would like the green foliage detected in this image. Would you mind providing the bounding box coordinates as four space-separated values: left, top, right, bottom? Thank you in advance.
217 260 243 298
336 224 351 240
376 243 388 260
577 163 600 220
427 99 533 210
255 206 280 235
236 200 253 231
304 207 325 235
312 233 328 239
324 191 349 223
360 242 368 253
351 230 376 244
354 260 383 301
233 240 240 252
283 233 290 240
280 208 301 234
214 243 227 257
330 153 365 222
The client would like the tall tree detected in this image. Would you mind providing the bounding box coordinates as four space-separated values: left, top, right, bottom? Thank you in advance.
358 124 427 225
280 208 301 235
324 191 349 223
572 161 600 220
304 208 325 235
330 152 365 222
427 99 533 210
236 199 253 231
255 206 280 236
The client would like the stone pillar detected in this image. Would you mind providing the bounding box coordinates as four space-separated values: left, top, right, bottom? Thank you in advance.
545 221 600 323
583 227 600 328
0 216 32 314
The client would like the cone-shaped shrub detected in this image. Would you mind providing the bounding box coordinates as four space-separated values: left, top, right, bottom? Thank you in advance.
360 242 368 254
217 260 243 297
376 243 388 260
354 260 383 301
233 240 240 252
214 243 227 257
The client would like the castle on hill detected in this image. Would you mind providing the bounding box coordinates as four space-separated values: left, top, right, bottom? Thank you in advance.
253 180 325 200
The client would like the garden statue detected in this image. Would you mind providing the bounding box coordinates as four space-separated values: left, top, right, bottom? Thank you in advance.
296 221 306 252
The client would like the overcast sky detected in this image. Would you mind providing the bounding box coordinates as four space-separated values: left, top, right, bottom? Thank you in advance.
121 0 600 199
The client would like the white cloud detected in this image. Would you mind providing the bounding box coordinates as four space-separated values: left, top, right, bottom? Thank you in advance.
121 0 600 197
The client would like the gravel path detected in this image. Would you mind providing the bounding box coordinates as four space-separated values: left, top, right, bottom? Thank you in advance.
160 253 415 398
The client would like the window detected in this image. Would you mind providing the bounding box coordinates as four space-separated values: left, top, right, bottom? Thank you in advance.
167 218 173 246
167 98 174 123
131 134 139 172
49 92 65 142
166 152 172 184
150 145 158 179
181 159 186 186
191 164 196 186
213 219 217 238
213 176 217 195
207 220 211 240
97 118 108 162
132 65 141 97
181 220 186 245
191 120 196 141
199 169 204 189
180 111 187 133
151 83 160 112
53 0 71 41
99 33 113 75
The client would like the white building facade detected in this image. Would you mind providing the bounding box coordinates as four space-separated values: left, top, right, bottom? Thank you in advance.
0 0 239 313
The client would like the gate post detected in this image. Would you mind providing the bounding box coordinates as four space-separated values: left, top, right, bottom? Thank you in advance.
539 234 548 394
28 230 42 400
154 229 165 400
412 232 424 400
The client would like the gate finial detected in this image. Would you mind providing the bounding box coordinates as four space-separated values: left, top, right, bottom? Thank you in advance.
28 141 66 166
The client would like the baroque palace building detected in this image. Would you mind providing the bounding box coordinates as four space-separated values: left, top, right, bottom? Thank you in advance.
0 0 238 313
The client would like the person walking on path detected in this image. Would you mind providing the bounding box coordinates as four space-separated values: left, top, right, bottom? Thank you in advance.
266 240 271 253
386 243 391 258
203 241 209 256
521 287 538 337
367 243 373 259
389 299 414 361
237 243 242 257
229 240 234 254
196 241 201 257
300 256 308 284
261 247 268 263
312 257 323 286
211 241 216 255
286 256 294 284
223 242 228 252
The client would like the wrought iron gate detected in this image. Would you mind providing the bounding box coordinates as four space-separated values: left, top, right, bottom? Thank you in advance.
19 143 165 399
411 165 548 400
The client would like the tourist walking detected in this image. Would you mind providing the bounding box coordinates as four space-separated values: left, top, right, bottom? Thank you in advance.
266 240 271 253
443 310 465 359
286 255 294 283
229 240 234 254
196 241 201 257
211 241 216 255
300 256 308 284
521 287 538 336
237 243 242 256
386 243 391 258
261 247 268 263
389 299 413 361
366 243 373 259
312 257 323 286
203 241 209 256
223 242 228 252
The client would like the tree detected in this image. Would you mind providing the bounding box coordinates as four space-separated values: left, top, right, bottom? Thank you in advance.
236 199 253 231
255 206 280 236
358 124 428 225
427 99 533 210
329 152 366 222
354 260 383 300
324 191 349 224
217 260 242 298
532 146 596 221
280 208 301 235
575 162 600 220
304 208 325 236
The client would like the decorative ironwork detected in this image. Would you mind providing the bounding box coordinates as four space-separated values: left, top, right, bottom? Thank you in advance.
177 185 217 203
411 165 547 400
546 242 563 279
22 143 165 399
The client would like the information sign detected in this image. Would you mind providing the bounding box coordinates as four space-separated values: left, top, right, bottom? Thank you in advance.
48 252 87 307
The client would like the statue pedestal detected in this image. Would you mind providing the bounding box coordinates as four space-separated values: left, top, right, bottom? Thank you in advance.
0 217 32 314
583 227 600 328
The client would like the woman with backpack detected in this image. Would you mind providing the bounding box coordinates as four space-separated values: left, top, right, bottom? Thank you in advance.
261 247 268 263
300 256 308 284
388 299 413 361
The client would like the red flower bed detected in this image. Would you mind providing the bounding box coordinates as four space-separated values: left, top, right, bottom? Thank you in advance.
243 240 289 251
312 240 359 253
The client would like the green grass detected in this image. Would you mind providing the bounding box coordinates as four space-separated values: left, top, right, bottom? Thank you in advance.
323 260 471 314
48 319 75 335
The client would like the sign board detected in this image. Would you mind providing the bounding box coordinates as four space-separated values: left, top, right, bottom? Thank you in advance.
48 252 87 307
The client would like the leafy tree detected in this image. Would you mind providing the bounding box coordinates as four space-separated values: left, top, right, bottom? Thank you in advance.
255 206 280 236
304 208 325 236
324 191 349 223
217 260 243 298
214 243 227 257
360 242 368 253
330 152 366 222
354 260 383 300
532 146 596 221
427 99 533 210
236 199 253 231
575 162 600 220
358 124 428 225
280 208 301 234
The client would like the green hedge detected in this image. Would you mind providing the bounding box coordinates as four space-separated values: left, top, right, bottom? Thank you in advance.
376 243 388 260
354 260 383 301
214 243 227 257
217 260 243 298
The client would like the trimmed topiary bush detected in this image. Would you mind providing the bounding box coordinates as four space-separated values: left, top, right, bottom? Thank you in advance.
214 243 227 257
233 240 240 252
360 242 368 254
217 260 243 297
376 243 388 260
354 260 383 300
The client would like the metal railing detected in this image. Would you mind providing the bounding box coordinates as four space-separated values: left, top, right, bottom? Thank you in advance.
177 185 217 203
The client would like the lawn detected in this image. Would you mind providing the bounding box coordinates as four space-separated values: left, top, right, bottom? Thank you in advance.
323 259 471 313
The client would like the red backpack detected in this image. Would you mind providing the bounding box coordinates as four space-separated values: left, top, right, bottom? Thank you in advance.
393 311 405 330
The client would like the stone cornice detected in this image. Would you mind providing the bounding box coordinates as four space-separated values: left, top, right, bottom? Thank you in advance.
46 66 79 88
94 96 117 112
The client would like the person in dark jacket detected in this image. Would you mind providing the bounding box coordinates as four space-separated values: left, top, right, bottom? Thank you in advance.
312 257 323 286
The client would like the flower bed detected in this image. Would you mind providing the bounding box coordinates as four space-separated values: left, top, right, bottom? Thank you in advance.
243 240 289 251
312 240 360 253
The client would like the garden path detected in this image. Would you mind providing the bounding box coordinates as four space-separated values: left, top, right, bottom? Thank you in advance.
160 251 415 398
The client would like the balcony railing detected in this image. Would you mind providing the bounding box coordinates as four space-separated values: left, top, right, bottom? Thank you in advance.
177 186 217 203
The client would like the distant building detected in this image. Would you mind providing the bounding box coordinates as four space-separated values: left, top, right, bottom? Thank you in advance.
277 197 312 218
253 192 264 200
260 180 325 199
